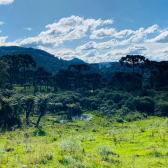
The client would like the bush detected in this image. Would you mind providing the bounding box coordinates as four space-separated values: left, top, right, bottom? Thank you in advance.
73 103 82 114
33 128 46 136
58 138 81 153
116 117 124 123
125 111 144 122
97 144 111 160
157 101 168 116
125 97 155 114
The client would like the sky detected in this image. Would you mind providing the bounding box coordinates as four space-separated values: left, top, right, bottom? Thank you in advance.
1 0 168 63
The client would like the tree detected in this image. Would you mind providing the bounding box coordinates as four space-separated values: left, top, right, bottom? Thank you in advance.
34 67 51 91
84 73 101 91
0 95 23 128
66 103 75 120
35 94 51 128
0 60 9 88
68 64 90 88
18 54 36 85
21 95 35 124
0 55 21 87
144 59 158 89
119 55 146 86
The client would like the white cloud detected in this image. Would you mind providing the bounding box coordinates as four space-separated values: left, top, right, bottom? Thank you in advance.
0 0 14 5
106 45 147 56
7 15 113 48
146 31 168 43
113 29 134 38
0 36 8 44
0 21 4 25
90 28 115 39
25 27 32 31
153 47 168 53
144 24 159 34
83 50 99 57
90 24 159 40
76 39 119 50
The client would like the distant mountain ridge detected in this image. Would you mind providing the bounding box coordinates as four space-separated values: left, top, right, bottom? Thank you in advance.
0 46 136 79
0 46 72 73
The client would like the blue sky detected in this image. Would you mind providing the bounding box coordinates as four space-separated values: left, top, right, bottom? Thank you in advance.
1 0 168 63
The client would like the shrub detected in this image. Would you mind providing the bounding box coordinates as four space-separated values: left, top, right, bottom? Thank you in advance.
73 103 82 114
125 111 144 122
33 129 46 136
97 144 111 160
157 102 168 116
55 103 63 110
125 97 155 114
58 138 81 153
116 117 124 123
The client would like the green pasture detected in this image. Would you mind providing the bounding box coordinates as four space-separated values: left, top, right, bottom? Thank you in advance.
0 116 168 168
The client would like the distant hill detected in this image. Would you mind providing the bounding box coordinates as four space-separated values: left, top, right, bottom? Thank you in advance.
0 46 72 74
70 58 85 63
0 46 141 79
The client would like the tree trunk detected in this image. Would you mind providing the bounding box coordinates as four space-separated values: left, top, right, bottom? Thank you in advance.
10 66 12 88
24 66 26 85
151 69 153 89
132 59 135 86
67 107 72 120
36 115 42 128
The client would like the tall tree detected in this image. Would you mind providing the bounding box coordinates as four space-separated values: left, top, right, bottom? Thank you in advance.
144 59 158 89
0 60 9 88
18 54 36 85
0 55 21 87
119 55 146 86
21 95 35 124
68 64 90 88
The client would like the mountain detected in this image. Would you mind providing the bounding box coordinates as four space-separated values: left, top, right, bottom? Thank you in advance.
0 46 72 73
70 58 85 63
0 46 140 79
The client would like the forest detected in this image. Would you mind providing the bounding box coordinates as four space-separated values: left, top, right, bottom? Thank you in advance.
1 52 168 167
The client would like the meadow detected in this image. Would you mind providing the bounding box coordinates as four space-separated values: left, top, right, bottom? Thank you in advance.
0 114 168 168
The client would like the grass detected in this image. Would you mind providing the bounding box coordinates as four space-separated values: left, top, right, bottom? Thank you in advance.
0 115 168 167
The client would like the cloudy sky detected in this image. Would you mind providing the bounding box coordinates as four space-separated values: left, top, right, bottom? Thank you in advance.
0 0 168 63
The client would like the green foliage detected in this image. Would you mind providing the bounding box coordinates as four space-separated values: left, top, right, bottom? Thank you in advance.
33 128 46 136
125 96 155 114
157 101 168 116
125 111 144 122
97 144 112 160
58 138 81 153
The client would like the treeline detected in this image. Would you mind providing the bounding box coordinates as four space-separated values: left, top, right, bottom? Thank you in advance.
1 54 168 91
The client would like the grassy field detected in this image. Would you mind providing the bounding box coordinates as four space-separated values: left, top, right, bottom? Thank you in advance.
0 115 168 168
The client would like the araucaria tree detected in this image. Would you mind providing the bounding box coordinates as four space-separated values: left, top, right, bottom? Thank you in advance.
68 64 90 88
144 59 158 89
0 60 9 88
18 54 36 85
0 55 21 87
119 55 146 86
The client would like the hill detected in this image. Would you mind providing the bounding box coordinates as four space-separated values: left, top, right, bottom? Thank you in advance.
70 57 85 63
0 46 140 79
0 46 72 74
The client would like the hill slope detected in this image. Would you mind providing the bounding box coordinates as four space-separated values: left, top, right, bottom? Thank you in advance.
0 46 72 73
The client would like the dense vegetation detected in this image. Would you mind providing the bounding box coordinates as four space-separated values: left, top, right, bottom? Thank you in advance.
1 49 168 167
